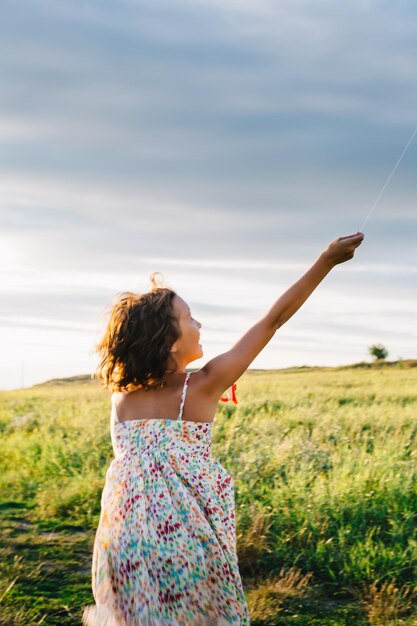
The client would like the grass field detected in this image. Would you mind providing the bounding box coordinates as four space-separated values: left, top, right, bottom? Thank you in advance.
1 360 417 625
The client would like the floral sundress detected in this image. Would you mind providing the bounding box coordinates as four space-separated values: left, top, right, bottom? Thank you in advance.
82 371 250 625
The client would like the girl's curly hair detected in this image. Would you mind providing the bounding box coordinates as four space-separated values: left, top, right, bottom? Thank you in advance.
94 272 181 392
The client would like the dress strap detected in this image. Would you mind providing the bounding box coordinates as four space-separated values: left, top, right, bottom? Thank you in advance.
177 372 191 421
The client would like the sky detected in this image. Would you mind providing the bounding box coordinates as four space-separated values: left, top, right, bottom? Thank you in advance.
1 0 416 391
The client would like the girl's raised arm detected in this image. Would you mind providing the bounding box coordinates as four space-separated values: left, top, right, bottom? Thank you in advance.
200 232 364 398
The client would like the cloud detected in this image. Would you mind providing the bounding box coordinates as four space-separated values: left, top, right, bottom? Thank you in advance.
0 0 416 389
1 0 416 227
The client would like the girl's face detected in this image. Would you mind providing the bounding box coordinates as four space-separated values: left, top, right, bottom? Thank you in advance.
171 295 203 365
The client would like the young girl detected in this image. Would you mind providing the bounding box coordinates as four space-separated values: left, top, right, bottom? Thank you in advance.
82 231 364 626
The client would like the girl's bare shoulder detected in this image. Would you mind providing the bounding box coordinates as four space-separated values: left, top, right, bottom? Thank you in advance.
112 369 220 423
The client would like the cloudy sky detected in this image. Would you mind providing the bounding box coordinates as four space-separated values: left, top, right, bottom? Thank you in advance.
1 0 416 391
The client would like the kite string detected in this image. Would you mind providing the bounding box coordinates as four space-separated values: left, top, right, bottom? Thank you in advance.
358 125 417 232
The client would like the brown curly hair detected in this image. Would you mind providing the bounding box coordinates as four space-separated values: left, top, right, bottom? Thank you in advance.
93 272 181 392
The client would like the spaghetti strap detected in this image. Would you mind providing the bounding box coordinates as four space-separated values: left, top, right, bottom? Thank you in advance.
177 371 191 421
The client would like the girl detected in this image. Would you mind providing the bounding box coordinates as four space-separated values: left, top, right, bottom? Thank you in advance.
82 231 364 626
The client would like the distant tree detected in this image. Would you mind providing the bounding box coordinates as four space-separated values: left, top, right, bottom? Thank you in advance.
369 343 388 361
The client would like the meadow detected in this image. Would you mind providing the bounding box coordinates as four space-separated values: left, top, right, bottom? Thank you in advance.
1 360 417 625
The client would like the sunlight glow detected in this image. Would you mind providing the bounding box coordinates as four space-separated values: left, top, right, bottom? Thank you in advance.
0 237 21 266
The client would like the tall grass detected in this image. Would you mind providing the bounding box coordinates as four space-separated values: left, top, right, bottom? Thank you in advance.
1 361 417 624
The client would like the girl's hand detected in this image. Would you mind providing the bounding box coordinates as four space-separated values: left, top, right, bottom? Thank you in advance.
322 231 365 267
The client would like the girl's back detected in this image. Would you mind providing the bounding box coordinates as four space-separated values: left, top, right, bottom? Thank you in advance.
113 370 220 424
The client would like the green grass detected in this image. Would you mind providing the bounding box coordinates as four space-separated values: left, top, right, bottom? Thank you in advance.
1 360 417 625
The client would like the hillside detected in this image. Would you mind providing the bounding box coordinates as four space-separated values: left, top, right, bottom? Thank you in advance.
1 363 417 624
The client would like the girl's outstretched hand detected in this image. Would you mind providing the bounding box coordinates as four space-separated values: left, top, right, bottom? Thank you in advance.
322 231 365 267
